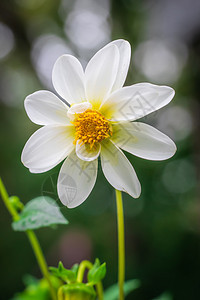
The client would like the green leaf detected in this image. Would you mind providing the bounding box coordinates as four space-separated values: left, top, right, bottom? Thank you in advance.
12 196 68 231
152 292 173 300
71 263 79 276
49 261 78 283
22 274 39 287
104 279 140 300
11 278 49 300
88 258 106 285
11 274 62 300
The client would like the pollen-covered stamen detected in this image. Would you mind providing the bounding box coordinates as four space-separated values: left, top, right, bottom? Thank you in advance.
72 109 112 149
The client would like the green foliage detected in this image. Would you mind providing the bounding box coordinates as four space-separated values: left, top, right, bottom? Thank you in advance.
22 275 39 287
49 262 79 284
87 258 106 285
9 196 24 211
152 292 173 300
12 196 68 231
58 283 96 300
104 279 140 300
49 258 106 288
11 275 61 300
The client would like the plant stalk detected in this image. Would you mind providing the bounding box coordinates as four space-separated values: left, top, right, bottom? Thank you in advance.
115 189 125 300
0 177 57 300
77 260 104 300
26 230 57 300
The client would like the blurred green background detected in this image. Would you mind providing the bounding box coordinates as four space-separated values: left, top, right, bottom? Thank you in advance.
0 0 199 299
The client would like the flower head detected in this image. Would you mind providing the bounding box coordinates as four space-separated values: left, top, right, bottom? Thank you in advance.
21 39 176 208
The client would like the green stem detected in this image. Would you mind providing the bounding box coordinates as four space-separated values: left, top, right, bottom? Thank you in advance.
0 178 57 300
115 190 125 300
0 178 20 221
26 230 57 300
96 281 104 300
77 260 104 300
77 260 93 283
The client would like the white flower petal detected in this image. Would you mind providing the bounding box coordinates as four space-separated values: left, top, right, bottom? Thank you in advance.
109 39 131 92
57 151 98 208
24 90 70 126
111 122 177 161
100 83 175 121
29 160 63 174
76 141 101 161
52 54 86 104
67 102 92 120
100 140 141 198
21 125 75 172
85 44 119 107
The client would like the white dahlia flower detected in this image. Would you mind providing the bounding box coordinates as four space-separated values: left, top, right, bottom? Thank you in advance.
21 39 176 208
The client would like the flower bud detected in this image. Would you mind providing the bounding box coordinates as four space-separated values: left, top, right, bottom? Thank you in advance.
58 283 96 300
9 196 24 211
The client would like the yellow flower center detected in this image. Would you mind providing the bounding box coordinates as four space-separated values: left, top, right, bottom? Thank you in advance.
72 109 112 149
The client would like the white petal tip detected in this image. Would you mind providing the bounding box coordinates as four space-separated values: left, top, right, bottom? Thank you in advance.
76 141 101 162
67 102 92 120
125 184 141 199
57 152 98 208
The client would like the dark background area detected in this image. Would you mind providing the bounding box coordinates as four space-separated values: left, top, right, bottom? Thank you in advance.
0 0 200 299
